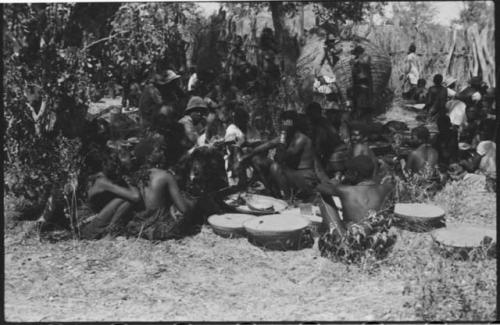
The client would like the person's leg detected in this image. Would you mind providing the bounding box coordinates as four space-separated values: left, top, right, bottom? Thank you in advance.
150 171 189 213
80 198 132 239
269 162 290 199
250 155 273 190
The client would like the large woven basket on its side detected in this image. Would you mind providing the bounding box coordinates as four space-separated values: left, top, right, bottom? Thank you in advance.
331 39 392 104
297 37 392 110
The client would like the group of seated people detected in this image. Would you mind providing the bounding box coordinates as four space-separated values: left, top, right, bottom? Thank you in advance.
409 74 496 187
37 69 496 244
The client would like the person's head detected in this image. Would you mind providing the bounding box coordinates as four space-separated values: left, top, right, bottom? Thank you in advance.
185 96 208 124
411 125 430 144
103 145 136 181
433 74 443 86
350 127 366 144
465 103 480 122
134 138 166 168
305 101 322 122
417 78 426 88
437 114 452 133
280 110 299 134
151 73 167 87
164 69 181 86
408 43 416 54
446 78 457 90
346 155 375 183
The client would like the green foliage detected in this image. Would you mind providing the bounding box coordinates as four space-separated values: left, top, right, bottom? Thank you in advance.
453 1 491 30
319 210 397 265
105 3 201 82
4 4 89 207
312 1 380 34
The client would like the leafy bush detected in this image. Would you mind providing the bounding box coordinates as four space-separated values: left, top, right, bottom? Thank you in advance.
4 4 89 215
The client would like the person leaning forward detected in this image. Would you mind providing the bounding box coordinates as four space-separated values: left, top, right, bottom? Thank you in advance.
238 110 319 200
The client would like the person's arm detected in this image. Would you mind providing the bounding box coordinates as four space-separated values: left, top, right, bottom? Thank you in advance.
314 155 330 184
96 177 142 203
182 120 199 144
316 178 343 197
283 135 305 167
240 136 280 162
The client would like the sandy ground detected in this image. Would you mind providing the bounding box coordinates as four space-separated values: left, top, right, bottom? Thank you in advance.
5 174 496 322
5 229 415 322
4 99 496 322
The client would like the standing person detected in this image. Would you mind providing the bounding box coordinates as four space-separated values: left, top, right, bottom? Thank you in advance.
178 96 208 150
402 43 419 100
305 102 343 169
351 45 373 121
138 73 166 127
433 114 459 170
424 74 448 122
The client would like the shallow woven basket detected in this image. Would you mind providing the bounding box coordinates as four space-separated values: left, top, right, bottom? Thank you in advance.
431 224 496 260
208 213 256 238
243 214 310 250
225 193 288 216
394 203 446 232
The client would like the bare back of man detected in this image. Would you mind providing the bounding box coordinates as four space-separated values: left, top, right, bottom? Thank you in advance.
334 182 393 224
407 144 439 174
141 168 190 212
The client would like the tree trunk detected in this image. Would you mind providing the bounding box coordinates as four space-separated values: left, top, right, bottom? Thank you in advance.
443 28 456 76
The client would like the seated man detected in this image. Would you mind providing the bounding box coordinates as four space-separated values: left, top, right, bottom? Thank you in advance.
413 78 427 103
433 114 459 170
239 110 319 200
350 127 378 178
178 96 208 150
404 126 439 176
305 102 343 170
316 155 394 233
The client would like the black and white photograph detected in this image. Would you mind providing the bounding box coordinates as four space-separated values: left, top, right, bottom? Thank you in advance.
3 1 497 322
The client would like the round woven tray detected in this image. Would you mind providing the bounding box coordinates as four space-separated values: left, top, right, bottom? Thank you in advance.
243 213 310 250
431 224 496 260
208 213 257 238
224 193 288 216
394 203 446 232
